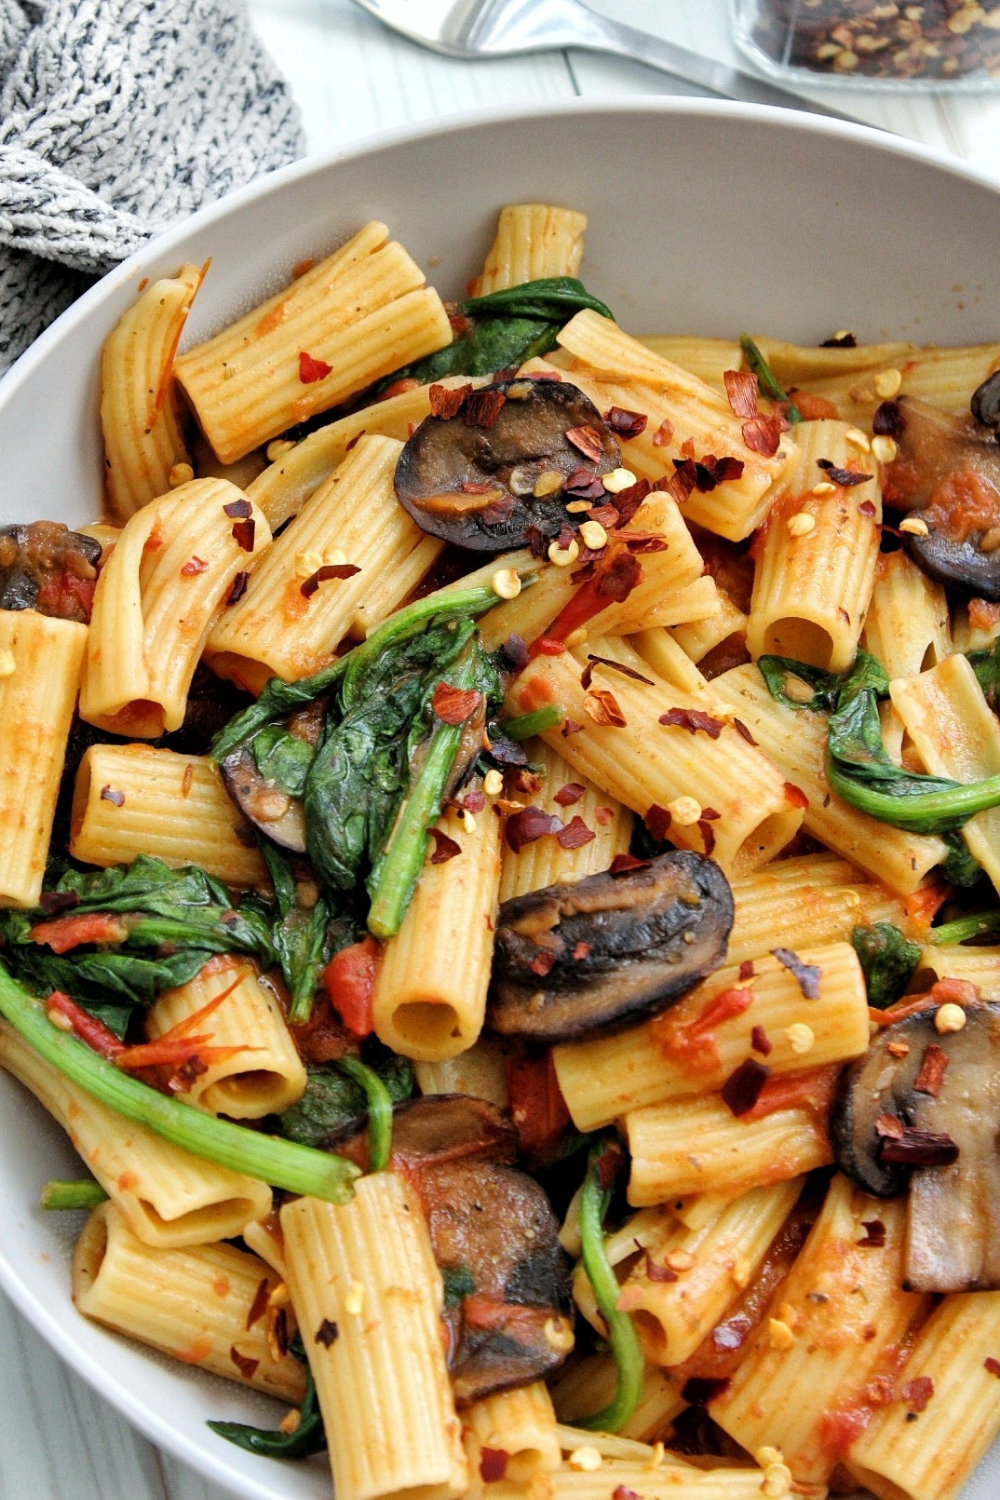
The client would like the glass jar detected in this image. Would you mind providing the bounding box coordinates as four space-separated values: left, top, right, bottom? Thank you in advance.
729 0 1000 89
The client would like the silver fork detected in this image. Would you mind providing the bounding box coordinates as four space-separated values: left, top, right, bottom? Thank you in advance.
347 0 864 124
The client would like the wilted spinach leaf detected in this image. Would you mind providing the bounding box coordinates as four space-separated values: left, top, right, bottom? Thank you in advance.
851 922 921 1009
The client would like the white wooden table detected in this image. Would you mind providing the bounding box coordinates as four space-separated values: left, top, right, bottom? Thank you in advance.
3 3 999 1497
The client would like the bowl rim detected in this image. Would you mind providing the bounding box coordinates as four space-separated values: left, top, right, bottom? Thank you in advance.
2 93 1000 1499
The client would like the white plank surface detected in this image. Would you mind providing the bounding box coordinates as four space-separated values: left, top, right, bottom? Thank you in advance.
3 2 999 1497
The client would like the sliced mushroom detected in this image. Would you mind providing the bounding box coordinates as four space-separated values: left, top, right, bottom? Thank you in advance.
880 394 1000 598
394 378 621 551
320 1093 518 1172
831 1001 1000 1292
487 851 734 1044
0 521 102 622
219 744 308 852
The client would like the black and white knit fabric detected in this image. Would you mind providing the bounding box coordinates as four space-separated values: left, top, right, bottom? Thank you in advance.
0 0 304 374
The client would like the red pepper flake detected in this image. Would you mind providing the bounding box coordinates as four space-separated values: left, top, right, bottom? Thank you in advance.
603 405 648 438
771 947 821 999
428 828 462 865
223 498 252 519
645 803 672 843
584 688 626 728
299 351 332 383
229 1346 259 1381
658 706 725 739
314 1318 339 1347
784 782 809 809
246 1277 271 1330
431 682 484 726
914 1043 949 1097
582 653 653 690
513 769 541 795
751 1024 772 1056
880 1128 959 1167
554 782 586 807
984 1358 1000 1378
874 401 907 439
597 549 643 603
231 517 256 552
733 716 758 746
644 1251 679 1284
858 1219 887 1248
742 415 783 457
564 467 606 502
653 418 674 447
572 941 592 961
564 424 605 463
458 789 486 813
587 503 621 530
300 562 362 598
463 389 506 429
181 556 208 576
428 382 471 419
740 960 756 981
556 815 595 849
561 718 584 737
886 1040 912 1058
724 368 759 420
344 431 364 452
100 785 125 807
227 571 249 605
858 499 877 517
529 949 558 978
479 1449 509 1484
721 1057 771 1116
534 637 568 656
524 524 548 560
698 818 717 857
505 806 562 854
665 457 697 505
595 805 613 826
875 1112 905 1139
610 853 650 875
613 1488 642 1500
613 478 651 526
900 1376 934 1413
817 458 873 488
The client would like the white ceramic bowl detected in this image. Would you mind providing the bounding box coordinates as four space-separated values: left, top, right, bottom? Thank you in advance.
2 100 1000 1500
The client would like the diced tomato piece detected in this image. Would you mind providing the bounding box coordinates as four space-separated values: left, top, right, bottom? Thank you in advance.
321 936 380 1037
29 911 128 954
505 1051 570 1164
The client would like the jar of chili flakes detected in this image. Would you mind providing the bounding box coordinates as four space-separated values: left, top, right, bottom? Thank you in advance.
730 0 1000 87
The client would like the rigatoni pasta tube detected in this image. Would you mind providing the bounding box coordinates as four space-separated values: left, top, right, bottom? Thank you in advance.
553 942 869 1132
549 1460 784 1500
0 610 87 908
101 263 201 521
281 1178 467 1500
709 1177 931 1487
550 1356 683 1442
507 638 804 877
0 1019 271 1247
79 478 271 737
918 942 1000 997
848 1291 1000 1500
498 739 632 902
70 743 266 887
175 222 452 463
73 1201 304 1401
709 662 946 894
862 549 949 680
465 1382 561 1483
746 419 881 672
207 435 442 691
468 204 587 296
145 956 306 1119
372 801 502 1061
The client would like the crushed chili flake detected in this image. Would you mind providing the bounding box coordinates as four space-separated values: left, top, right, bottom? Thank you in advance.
858 1219 887 1248
556 815 595 849
858 500 877 518
665 458 697 505
742 415 783 457
724 368 759 420
229 1347 259 1380
479 1449 509 1484
900 1377 934 1413
653 418 674 448
603 405 648 438
505 806 562 854
698 818 716 857
880 1128 959 1167
314 1318 339 1347
658 707 725 739
564 424 605 463
231 517 256 551
463 388 507 429
587 503 621 530
771 947 821 999
227 570 249 605
582 653 653 690
561 718 584 737
428 828 462 865
534 637 568 656
731 717 758 747
595 805 613 826
985 1358 1000 1378
886 1039 912 1059
100 785 125 807
721 1057 771 1116
181 556 208 575
784 782 809 809
914 1043 949 1097
245 1277 271 1331
597 549 643 604
875 1112 905 1140
612 478 651 527
564 468 606 501
223 498 252 519
513 769 541 795
344 431 363 452
572 941 592 961
644 1252 679 1284
428 382 471 419
584 688 626 727
817 458 873 488
431 682 484 726
299 351 332 383
458 789 486 813
645 803 672 843
610 853 649 875
873 400 907 439
612 1488 642 1500
530 950 557 977
301 562 361 598
739 960 756 981
751 1024 772 1056
554 781 586 806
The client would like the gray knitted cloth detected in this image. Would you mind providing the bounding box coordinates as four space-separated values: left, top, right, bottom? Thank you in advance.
0 0 304 374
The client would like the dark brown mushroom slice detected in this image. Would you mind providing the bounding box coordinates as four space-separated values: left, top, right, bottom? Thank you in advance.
218 744 307 853
972 370 1000 434
831 1001 1000 1292
487 851 734 1044
880 394 1000 598
0 521 102 622
394 378 621 552
320 1093 518 1173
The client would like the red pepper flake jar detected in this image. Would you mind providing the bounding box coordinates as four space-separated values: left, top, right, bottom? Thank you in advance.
730 0 1000 87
